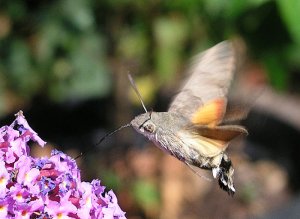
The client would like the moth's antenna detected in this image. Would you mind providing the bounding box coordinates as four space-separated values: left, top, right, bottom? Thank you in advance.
128 74 148 113
74 123 131 160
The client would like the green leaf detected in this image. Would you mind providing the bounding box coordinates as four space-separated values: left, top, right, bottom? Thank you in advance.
263 53 289 90
49 34 111 102
59 0 94 31
225 0 271 19
117 28 149 61
101 170 122 191
132 180 160 207
277 0 300 45
7 40 40 98
154 16 189 81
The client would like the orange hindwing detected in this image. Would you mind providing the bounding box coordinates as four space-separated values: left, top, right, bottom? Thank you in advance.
191 98 227 126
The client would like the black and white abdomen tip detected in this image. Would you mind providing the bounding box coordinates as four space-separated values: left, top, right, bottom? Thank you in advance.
212 154 235 196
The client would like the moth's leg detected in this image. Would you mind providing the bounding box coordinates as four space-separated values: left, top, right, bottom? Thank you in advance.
185 162 212 182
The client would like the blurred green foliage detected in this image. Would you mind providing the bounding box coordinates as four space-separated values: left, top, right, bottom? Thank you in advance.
132 180 160 211
0 0 300 115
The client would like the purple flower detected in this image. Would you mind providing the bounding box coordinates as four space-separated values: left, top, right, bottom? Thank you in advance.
9 184 30 203
0 197 11 218
58 173 76 196
10 111 46 147
0 161 9 198
0 111 126 218
39 176 56 196
44 191 78 218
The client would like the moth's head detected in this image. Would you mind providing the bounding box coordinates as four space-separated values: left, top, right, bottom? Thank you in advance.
130 112 157 137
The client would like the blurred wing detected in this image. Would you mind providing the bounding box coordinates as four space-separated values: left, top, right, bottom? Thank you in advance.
193 125 248 142
222 101 250 124
168 41 236 126
178 130 228 157
178 125 247 157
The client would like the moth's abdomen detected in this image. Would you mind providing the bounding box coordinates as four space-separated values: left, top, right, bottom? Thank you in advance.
214 154 235 196
154 125 236 195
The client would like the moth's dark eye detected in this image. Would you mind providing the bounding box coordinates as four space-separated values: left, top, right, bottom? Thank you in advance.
144 123 155 133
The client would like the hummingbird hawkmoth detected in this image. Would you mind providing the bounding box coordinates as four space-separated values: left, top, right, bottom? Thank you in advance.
129 41 248 196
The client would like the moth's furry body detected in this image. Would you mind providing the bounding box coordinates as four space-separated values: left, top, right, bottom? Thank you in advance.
131 111 238 195
132 112 221 167
130 41 247 195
